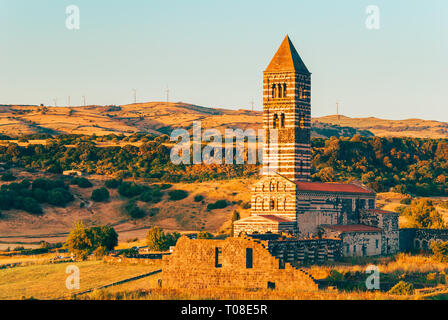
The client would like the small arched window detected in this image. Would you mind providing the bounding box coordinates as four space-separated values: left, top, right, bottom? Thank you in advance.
280 113 285 128
277 84 282 98
273 114 278 129
299 114 305 129
270 199 275 210
283 83 287 98
271 84 276 98
299 87 304 99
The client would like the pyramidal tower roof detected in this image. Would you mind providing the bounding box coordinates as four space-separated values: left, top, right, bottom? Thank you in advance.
265 35 310 74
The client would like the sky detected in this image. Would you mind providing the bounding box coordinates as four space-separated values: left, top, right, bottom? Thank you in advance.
1 0 447 121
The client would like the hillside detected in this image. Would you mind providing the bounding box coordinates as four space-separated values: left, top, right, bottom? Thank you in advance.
4 102 446 139
318 115 448 139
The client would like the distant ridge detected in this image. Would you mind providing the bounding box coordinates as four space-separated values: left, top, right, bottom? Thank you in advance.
0 102 446 139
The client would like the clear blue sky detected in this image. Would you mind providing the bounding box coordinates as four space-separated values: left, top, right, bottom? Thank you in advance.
1 0 447 121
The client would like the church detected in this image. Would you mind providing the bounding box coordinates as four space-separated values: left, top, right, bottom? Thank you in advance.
234 36 399 257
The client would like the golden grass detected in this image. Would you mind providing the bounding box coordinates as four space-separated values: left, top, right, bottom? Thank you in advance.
0 260 161 300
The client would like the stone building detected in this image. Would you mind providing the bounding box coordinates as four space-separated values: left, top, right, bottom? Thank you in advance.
234 35 400 258
400 228 448 252
161 236 319 291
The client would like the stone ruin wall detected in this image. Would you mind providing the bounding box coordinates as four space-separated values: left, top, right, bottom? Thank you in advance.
266 238 341 265
161 236 319 291
400 228 448 252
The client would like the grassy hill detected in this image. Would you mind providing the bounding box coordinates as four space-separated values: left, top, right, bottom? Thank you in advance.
3 102 446 139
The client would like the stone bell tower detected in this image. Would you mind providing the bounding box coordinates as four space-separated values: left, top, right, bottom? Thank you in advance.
262 35 311 182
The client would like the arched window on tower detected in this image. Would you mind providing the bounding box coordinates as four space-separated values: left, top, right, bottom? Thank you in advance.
270 199 275 210
273 114 278 129
283 83 287 98
271 84 276 99
280 113 285 128
299 114 305 129
277 84 282 98
299 87 304 100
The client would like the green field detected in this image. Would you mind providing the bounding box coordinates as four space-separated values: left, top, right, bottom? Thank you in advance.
0 260 161 300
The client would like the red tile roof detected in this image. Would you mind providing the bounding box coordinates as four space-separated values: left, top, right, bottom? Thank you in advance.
323 224 382 233
364 209 398 215
257 215 293 223
295 181 374 194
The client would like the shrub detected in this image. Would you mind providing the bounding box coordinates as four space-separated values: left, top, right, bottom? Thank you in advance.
123 200 145 219
73 177 93 188
48 188 74 207
388 281 415 295
32 188 48 203
241 202 251 209
22 197 43 215
168 190 188 201
207 200 228 211
431 240 448 262
91 187 110 202
32 178 65 191
105 179 120 189
1 173 16 181
159 184 172 190
146 226 180 251
400 197 412 205
139 191 153 202
65 222 118 260
194 195 204 202
197 231 213 239
118 182 145 198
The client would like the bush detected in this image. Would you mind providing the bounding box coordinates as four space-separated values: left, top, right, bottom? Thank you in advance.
159 184 172 190
48 188 74 207
197 231 213 239
146 226 180 251
73 177 93 188
32 188 48 203
32 178 65 191
400 197 412 205
118 181 145 198
1 173 16 181
139 191 154 202
123 200 145 219
431 240 448 262
194 195 204 202
388 281 415 295
65 222 118 260
105 179 120 189
91 187 110 202
207 200 228 211
168 190 188 201
22 197 43 215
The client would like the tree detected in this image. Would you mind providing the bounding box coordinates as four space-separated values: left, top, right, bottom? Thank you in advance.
146 226 170 251
48 188 74 207
168 189 188 201
91 187 110 202
146 227 180 251
65 222 118 260
197 231 213 239
105 179 120 189
402 199 445 229
123 200 145 219
65 221 92 260
431 240 448 262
